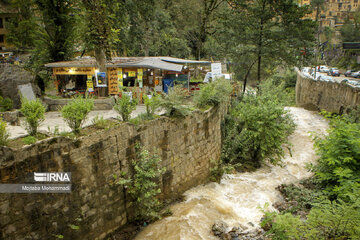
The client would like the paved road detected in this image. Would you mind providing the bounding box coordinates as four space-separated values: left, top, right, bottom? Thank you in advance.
312 71 359 84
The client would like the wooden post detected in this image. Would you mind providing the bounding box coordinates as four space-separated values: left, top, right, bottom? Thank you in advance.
187 69 190 92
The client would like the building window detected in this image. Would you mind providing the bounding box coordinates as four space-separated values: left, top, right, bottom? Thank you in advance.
0 18 3 29
0 35 4 43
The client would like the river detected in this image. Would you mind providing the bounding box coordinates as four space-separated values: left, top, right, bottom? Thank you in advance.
134 107 328 240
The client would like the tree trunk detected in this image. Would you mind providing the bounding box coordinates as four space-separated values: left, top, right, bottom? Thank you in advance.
243 61 256 93
257 2 265 88
95 47 107 97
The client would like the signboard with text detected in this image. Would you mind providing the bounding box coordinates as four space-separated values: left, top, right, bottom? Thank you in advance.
108 68 119 94
96 72 107 87
137 68 143 88
211 63 222 80
86 75 94 92
118 68 123 89
53 67 95 75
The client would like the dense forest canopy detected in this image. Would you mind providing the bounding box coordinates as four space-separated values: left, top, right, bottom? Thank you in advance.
3 0 333 83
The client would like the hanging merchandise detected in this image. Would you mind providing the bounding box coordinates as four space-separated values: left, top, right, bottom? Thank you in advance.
137 68 143 88
128 71 136 77
96 72 107 87
108 68 119 95
86 75 94 92
118 68 123 90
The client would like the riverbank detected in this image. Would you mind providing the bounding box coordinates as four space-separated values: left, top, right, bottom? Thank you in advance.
131 107 328 240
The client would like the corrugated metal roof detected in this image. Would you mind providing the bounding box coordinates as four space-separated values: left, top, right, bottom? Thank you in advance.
45 57 186 72
160 57 211 65
45 56 208 71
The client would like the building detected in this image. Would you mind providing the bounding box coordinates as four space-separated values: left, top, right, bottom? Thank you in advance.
45 56 210 97
300 0 359 27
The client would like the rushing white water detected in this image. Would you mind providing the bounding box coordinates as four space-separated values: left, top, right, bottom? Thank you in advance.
135 107 328 240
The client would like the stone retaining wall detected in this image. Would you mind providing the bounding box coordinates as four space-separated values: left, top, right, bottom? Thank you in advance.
43 97 113 111
296 71 360 113
0 104 227 240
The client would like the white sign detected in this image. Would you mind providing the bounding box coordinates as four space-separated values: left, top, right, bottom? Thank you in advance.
18 83 36 101
211 63 222 80
34 172 71 182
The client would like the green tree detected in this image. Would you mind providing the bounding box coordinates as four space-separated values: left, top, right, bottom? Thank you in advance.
113 94 138 122
221 84 296 168
60 96 94 134
311 120 360 199
339 7 360 69
218 0 315 89
6 0 37 49
117 145 166 223
20 98 45 136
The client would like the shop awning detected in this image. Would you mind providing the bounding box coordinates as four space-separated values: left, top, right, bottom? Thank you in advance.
114 58 183 72
45 56 207 71
160 57 211 65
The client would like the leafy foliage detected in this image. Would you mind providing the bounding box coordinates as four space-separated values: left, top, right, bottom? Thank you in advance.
143 93 161 118
7 0 78 87
91 115 116 130
160 86 191 118
194 79 232 109
222 89 295 168
0 96 13 112
311 120 360 200
259 78 295 107
0 118 10 146
209 158 236 182
262 199 360 240
276 182 327 214
116 144 166 223
217 0 315 85
20 98 45 136
22 135 37 145
113 94 138 122
61 96 94 134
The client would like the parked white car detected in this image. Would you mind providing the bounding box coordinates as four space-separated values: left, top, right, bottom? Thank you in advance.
319 66 330 73
316 75 334 82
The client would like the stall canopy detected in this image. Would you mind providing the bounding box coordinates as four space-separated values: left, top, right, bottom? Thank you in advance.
45 56 209 71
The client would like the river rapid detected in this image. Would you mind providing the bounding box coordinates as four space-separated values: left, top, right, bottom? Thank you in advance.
135 107 328 240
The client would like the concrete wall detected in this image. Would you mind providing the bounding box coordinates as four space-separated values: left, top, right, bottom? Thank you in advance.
0 104 227 240
296 71 360 114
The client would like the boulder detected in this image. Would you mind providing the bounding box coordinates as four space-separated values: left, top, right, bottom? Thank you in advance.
212 221 231 240
0 64 41 108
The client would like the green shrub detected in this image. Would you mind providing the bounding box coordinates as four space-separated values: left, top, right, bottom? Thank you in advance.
0 118 9 146
259 78 295 107
113 93 137 121
61 96 94 134
311 120 360 200
22 135 37 145
116 144 166 223
209 158 236 182
265 212 303 240
0 96 13 112
194 79 232 109
160 86 191 118
143 93 161 118
222 93 296 168
262 199 360 240
20 98 45 136
276 182 327 214
92 115 106 129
